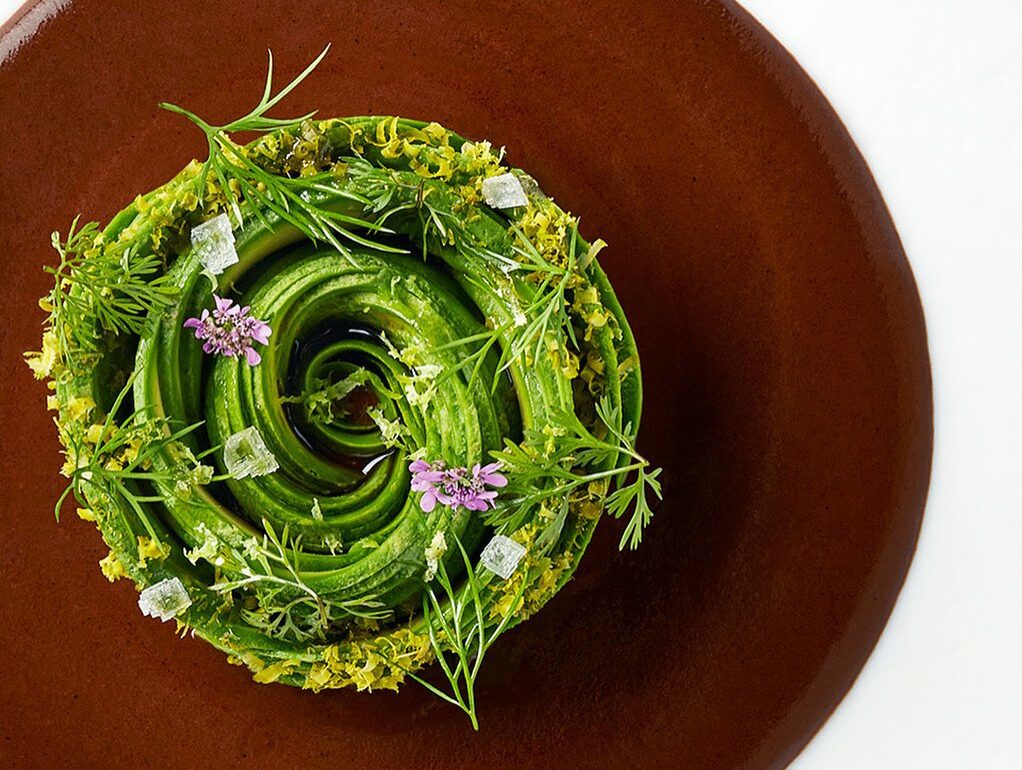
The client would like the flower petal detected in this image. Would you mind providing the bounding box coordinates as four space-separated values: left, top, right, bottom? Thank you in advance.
250 323 272 345
483 472 508 488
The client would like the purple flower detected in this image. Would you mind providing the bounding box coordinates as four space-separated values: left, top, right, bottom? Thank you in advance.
183 295 272 365
410 459 448 513
409 459 507 513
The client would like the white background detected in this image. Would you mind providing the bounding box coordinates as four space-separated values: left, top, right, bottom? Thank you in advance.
737 2 1022 768
2 1 1020 768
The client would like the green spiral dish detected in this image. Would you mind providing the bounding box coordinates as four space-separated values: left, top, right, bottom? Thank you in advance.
28 52 660 728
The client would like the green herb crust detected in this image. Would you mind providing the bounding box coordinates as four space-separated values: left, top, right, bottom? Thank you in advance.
27 54 660 729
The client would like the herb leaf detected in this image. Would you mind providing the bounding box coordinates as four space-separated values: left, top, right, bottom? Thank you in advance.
159 46 405 260
397 532 526 730
44 216 177 359
488 393 663 551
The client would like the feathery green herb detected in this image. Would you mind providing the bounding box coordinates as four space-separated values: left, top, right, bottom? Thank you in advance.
400 532 527 730
431 222 587 391
489 394 663 551
43 216 177 358
211 520 391 642
160 46 404 260
55 375 214 546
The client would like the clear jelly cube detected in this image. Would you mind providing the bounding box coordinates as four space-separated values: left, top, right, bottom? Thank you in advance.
138 577 192 622
481 173 528 209
191 213 238 276
480 534 526 580
224 426 279 479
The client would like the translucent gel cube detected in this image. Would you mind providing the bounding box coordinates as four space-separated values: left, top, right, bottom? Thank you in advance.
480 534 526 580
481 173 528 209
138 577 192 622
190 213 238 275
224 426 279 479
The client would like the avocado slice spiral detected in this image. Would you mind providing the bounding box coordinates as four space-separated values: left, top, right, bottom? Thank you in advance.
32 113 649 712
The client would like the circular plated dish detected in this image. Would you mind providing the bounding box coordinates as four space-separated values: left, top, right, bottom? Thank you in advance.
0 1 932 768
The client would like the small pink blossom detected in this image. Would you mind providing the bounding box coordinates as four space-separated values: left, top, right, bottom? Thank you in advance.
409 459 507 513
183 295 272 365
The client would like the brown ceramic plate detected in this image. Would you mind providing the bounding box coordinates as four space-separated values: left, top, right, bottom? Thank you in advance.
0 1 932 768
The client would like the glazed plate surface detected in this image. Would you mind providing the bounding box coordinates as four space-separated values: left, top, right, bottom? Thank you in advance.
0 1 931 767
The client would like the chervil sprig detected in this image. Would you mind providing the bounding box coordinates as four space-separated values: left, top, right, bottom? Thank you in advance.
593 395 663 550
488 393 663 551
